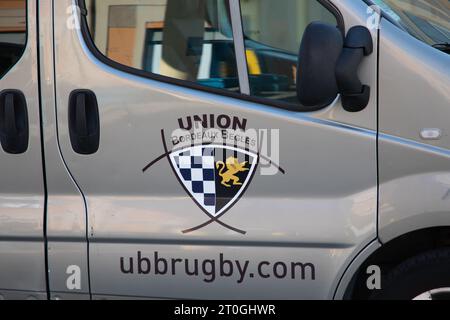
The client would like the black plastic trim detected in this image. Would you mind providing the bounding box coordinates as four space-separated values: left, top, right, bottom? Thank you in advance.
316 0 346 36
68 89 100 155
297 22 344 109
77 0 345 113
0 89 29 154
336 26 373 112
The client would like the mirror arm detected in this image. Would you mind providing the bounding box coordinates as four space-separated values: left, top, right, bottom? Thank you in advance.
336 26 373 112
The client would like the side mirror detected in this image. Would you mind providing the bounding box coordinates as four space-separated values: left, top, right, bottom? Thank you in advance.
297 22 343 110
297 22 373 112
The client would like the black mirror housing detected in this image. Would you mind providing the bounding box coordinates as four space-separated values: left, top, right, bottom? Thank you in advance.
297 22 343 110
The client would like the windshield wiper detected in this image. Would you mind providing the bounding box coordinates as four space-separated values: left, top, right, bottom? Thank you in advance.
432 42 450 54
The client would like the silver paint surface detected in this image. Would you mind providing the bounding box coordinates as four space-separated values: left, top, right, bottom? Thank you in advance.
0 0 46 294
378 19 450 243
0 0 447 300
50 0 378 299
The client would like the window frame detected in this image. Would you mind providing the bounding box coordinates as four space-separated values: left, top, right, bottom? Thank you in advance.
229 0 250 95
0 0 28 80
362 0 408 32
363 0 450 49
77 0 344 112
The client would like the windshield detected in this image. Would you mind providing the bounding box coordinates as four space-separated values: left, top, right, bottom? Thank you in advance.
373 0 450 52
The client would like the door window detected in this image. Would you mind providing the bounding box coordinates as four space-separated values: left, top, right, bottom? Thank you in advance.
240 0 339 103
84 0 241 92
83 0 341 108
0 0 27 79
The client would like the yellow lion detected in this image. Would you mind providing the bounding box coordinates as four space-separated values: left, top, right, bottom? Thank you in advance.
216 157 249 187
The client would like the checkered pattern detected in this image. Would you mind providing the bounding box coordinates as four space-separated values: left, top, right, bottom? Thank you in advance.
172 146 216 214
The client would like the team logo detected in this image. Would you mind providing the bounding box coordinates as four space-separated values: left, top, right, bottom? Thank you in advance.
143 115 284 234
171 145 258 218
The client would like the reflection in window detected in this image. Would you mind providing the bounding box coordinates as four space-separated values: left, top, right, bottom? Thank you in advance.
241 0 338 103
0 0 27 79
373 0 450 51
85 0 240 92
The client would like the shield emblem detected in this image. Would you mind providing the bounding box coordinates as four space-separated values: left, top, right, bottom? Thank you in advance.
169 145 258 218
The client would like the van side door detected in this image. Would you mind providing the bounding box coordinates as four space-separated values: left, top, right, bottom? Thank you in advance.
0 0 47 299
52 0 378 299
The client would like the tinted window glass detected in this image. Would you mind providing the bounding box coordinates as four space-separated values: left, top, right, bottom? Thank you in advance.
373 0 449 54
241 0 338 103
0 0 27 79
85 0 240 92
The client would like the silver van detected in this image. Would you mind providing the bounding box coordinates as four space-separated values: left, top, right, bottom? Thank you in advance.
0 0 449 300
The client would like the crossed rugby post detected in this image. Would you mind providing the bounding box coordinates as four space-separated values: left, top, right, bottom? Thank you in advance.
142 129 286 235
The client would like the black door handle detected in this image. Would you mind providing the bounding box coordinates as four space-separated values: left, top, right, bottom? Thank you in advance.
69 89 100 154
0 90 29 154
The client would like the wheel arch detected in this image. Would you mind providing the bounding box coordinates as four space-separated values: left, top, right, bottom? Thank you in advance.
338 226 450 300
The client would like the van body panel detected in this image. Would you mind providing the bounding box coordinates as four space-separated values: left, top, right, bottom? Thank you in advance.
378 19 450 243
0 0 46 295
49 0 378 299
37 0 90 298
0 0 447 300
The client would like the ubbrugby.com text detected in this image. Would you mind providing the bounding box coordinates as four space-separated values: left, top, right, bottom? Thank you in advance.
120 251 316 284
